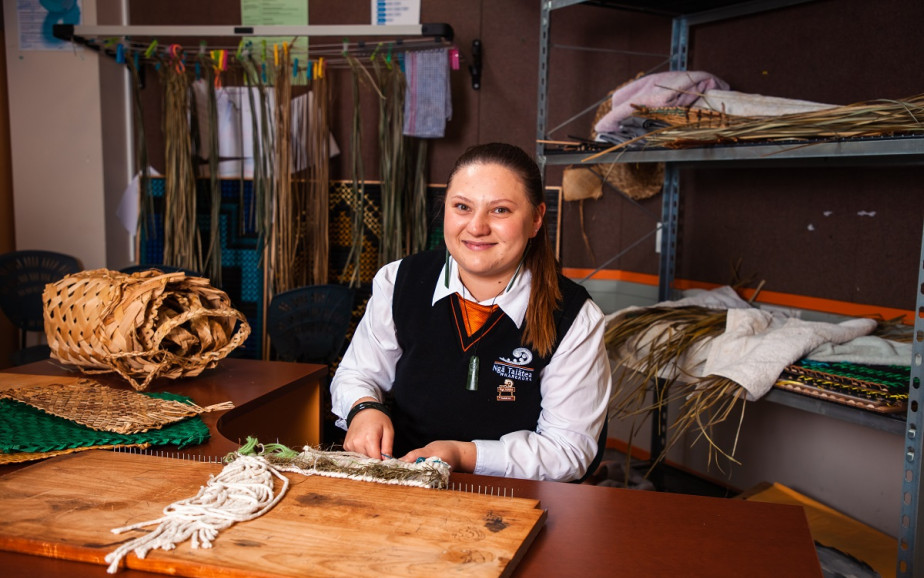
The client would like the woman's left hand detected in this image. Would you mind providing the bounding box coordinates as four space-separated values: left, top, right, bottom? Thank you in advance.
401 441 477 473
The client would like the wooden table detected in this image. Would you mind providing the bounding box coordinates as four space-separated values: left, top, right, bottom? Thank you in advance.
0 359 822 577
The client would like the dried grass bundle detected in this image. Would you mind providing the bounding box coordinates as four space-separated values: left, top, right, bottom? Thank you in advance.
640 94 924 149
606 306 746 476
160 54 202 273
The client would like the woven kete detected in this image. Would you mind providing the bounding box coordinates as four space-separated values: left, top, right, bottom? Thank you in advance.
0 378 232 434
43 268 251 390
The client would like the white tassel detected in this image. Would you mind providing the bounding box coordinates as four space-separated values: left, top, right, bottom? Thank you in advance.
104 455 288 574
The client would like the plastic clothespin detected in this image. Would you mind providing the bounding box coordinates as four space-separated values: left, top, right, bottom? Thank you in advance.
133 51 140 72
293 58 298 78
385 43 393 69
169 44 185 73
195 60 201 80
342 38 349 56
449 47 460 71
307 59 313 80
115 43 125 64
144 39 158 59
236 39 246 61
318 57 324 79
273 43 279 67
370 42 382 62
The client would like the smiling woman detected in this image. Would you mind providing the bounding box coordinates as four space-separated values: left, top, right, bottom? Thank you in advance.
329 143 612 483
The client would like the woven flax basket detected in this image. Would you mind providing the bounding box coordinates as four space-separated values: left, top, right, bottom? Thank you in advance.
43 269 251 391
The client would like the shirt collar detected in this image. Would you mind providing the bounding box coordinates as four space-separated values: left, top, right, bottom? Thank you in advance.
432 256 531 328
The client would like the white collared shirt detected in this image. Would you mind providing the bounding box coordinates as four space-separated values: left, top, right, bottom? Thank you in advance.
331 256 613 482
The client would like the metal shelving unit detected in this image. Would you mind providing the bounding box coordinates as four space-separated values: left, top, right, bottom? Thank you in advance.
536 1 924 575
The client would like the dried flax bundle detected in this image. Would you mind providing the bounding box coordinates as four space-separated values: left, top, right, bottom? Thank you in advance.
606 306 746 476
639 93 924 149
306 71 333 285
272 48 296 296
160 51 202 273
374 57 408 266
341 54 375 288
43 269 250 390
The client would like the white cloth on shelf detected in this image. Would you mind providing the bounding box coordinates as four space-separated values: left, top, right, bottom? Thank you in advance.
692 89 837 117
606 286 883 401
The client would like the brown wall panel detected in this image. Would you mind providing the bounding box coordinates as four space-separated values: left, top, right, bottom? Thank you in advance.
125 0 922 313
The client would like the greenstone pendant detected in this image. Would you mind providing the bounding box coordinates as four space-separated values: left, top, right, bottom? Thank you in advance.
466 355 479 391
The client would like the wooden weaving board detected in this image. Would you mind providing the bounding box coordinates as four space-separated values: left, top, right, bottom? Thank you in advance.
0 450 546 577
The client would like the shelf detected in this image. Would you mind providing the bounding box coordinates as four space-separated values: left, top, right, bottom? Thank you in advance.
763 388 907 436
541 134 924 168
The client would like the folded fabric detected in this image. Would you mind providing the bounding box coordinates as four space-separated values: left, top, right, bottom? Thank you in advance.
692 89 836 117
403 48 452 138
594 71 729 135
702 309 875 400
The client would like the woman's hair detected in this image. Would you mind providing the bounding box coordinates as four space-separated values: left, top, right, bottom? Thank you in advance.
447 142 562 357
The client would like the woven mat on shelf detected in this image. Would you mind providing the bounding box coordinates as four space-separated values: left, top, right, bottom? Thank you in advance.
0 391 210 457
775 359 909 414
42 268 251 391
0 378 232 434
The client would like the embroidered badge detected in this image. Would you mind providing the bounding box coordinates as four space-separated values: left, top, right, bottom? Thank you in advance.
500 347 533 366
497 379 516 401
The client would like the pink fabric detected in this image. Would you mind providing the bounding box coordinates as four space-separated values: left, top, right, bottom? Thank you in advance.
594 71 729 135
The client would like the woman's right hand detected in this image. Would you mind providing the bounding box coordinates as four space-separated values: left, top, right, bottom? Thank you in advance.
343 399 395 459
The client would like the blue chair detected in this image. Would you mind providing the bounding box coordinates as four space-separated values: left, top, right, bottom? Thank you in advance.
266 284 355 365
0 250 83 365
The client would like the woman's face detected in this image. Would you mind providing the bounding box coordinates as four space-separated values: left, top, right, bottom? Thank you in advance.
444 162 545 295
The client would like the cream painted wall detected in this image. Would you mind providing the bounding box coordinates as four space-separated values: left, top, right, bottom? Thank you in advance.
1 0 131 270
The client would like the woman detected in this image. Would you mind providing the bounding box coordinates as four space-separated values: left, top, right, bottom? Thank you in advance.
330 142 611 482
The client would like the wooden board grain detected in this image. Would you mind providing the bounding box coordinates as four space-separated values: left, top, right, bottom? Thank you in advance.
0 450 545 577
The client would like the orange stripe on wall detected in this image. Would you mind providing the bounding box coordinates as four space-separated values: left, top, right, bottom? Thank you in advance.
563 268 915 324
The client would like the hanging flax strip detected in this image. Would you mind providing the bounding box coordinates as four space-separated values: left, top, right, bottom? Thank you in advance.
160 50 202 273
239 53 275 286
374 59 408 266
340 55 371 288
195 53 223 286
125 55 152 249
272 49 296 296
305 73 332 285
407 137 429 255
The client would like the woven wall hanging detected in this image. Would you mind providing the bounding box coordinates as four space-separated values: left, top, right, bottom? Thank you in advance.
43 268 251 390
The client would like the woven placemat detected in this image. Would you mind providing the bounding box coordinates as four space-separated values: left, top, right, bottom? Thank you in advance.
0 443 151 465
0 378 232 434
0 391 210 455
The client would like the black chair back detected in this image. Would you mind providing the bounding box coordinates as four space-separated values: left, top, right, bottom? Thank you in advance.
267 284 355 365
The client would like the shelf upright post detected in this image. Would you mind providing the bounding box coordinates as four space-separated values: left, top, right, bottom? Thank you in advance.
898 219 924 578
536 1 553 174
656 15 688 302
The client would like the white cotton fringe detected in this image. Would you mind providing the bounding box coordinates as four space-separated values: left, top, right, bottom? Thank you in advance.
104 455 288 574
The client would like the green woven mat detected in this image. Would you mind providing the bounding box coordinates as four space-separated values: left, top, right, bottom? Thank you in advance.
778 359 909 411
0 391 210 454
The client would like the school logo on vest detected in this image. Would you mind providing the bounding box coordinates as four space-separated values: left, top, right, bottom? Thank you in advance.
497 379 516 401
492 347 535 385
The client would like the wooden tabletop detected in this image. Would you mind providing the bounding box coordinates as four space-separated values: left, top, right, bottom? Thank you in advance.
0 359 822 577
